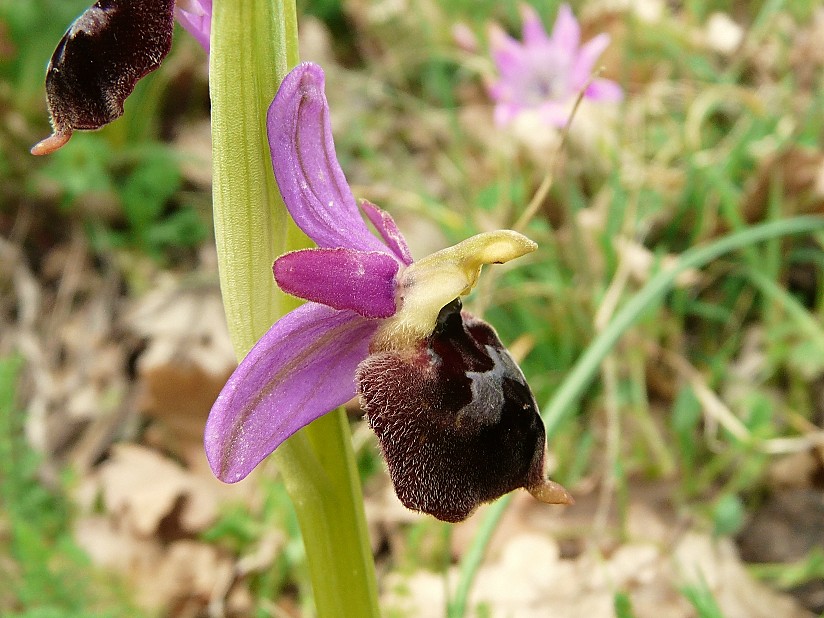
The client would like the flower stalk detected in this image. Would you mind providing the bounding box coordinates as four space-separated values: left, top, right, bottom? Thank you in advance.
210 0 379 615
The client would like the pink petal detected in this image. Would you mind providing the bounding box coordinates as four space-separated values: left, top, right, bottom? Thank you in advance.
274 247 399 318
550 4 580 53
360 200 413 265
520 3 550 46
176 0 211 52
572 33 611 83
537 100 571 127
204 303 378 482
493 102 521 127
585 77 623 102
267 63 390 255
488 23 525 74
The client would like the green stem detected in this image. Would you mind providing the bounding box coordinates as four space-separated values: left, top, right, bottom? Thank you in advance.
210 1 379 616
277 410 381 613
449 216 824 617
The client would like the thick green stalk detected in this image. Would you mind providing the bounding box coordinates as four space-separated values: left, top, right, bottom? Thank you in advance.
210 1 379 615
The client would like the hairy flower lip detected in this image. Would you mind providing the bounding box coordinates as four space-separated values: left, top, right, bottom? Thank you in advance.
359 301 570 521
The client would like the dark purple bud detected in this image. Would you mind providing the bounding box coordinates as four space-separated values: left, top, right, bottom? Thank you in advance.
31 0 175 155
358 299 572 523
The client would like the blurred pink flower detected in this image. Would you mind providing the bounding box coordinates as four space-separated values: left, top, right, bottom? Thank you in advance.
487 3 622 127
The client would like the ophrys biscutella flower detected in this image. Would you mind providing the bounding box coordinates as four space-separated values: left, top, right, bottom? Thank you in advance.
488 3 622 127
32 0 210 156
205 62 572 522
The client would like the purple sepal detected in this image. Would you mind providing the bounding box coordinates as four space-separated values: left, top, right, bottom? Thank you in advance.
204 303 378 483
521 4 550 46
176 0 211 52
267 62 390 255
274 248 399 319
490 27 523 76
360 200 414 266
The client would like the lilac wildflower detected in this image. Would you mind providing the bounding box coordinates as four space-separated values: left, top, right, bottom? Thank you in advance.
204 62 572 521
488 3 622 127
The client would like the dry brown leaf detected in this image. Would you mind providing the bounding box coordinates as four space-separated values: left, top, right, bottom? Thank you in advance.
154 540 235 612
614 237 701 288
137 362 231 464
768 451 822 490
74 516 250 617
125 278 236 462
125 278 236 378
98 443 220 537
736 148 824 232
386 479 811 618
789 8 824 91
675 533 812 618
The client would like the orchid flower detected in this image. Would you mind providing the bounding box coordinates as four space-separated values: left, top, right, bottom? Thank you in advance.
204 62 572 522
488 3 622 127
32 0 211 156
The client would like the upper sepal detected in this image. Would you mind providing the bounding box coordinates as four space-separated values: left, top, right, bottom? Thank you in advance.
266 62 393 255
358 299 567 522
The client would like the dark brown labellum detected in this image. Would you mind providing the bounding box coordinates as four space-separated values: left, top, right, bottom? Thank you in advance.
358 299 566 522
32 0 175 155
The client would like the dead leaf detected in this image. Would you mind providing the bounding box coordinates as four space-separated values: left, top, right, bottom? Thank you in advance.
735 148 824 233
125 278 236 462
98 443 219 537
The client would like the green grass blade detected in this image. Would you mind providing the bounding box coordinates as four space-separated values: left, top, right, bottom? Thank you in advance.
543 216 824 436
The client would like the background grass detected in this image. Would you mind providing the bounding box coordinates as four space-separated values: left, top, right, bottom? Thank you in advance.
1 0 823 615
